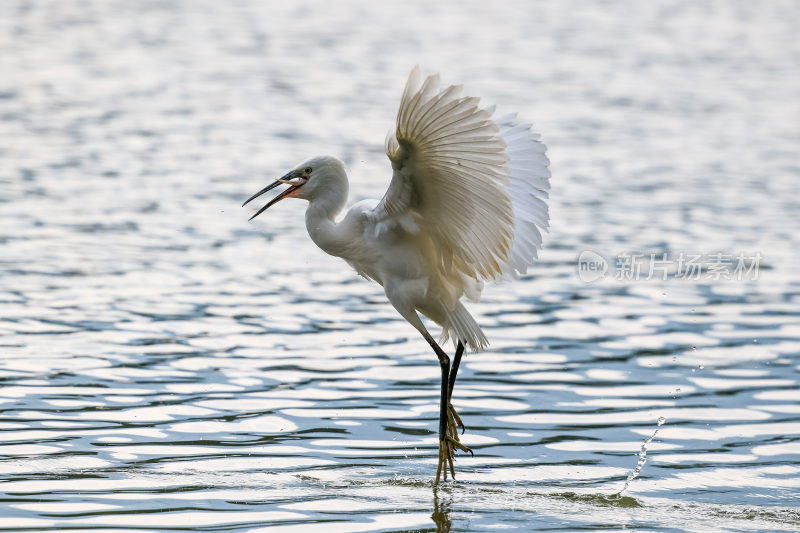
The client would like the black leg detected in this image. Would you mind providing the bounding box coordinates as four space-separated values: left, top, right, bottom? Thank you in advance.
448 341 464 401
423 333 450 441
437 349 450 443
446 341 466 435
423 335 472 483
422 333 452 483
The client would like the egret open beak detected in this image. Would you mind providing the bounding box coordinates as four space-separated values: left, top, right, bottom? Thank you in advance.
243 170 308 220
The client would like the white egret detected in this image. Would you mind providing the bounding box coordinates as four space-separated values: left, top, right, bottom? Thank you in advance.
244 66 550 483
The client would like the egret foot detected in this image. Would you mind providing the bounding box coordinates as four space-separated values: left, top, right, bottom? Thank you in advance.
435 435 473 483
448 402 465 435
435 411 473 484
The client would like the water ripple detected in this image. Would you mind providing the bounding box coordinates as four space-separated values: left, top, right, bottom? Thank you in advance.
1 0 799 530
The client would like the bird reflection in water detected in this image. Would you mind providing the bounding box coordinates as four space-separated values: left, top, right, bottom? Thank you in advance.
431 486 453 533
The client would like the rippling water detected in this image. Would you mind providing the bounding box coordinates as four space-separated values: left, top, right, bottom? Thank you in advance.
1 0 799 531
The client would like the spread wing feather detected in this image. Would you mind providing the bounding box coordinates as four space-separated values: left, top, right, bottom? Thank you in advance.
495 112 551 277
373 66 515 281
367 66 550 350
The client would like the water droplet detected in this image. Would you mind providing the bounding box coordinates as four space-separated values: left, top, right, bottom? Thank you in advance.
618 416 664 496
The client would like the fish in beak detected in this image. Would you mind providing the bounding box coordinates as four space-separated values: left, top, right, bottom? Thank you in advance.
243 170 308 220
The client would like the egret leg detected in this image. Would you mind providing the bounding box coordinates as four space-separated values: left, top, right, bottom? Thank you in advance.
448 341 464 394
423 333 471 483
447 341 466 435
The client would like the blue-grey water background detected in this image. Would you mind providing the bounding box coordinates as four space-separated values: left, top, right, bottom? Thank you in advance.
1 0 799 531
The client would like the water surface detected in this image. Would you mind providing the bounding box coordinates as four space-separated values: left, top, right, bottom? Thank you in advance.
1 0 799 531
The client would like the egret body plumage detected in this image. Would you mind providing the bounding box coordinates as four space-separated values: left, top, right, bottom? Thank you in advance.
244 66 550 483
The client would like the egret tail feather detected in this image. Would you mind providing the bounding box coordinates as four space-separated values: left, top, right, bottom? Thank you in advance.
439 301 487 351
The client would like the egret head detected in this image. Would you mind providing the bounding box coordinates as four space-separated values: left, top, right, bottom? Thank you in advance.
243 155 347 220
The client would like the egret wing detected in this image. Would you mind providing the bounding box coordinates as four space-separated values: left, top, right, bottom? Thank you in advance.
372 66 515 281
495 112 551 277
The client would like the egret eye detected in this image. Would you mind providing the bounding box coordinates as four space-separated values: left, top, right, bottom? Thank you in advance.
304 167 312 174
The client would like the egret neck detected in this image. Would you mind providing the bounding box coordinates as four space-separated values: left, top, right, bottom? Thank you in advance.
304 171 350 258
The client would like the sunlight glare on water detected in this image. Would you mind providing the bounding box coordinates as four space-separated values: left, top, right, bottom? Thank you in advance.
1 0 799 531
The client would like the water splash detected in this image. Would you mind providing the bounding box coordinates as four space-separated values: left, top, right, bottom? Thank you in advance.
616 416 666 496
